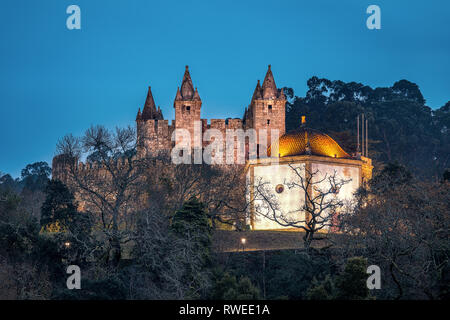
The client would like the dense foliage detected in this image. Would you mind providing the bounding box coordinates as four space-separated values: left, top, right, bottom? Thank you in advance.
284 78 449 179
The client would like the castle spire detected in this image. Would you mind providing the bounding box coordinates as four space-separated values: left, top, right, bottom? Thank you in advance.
136 108 142 121
193 87 201 101
251 80 262 101
180 65 195 100
141 86 163 120
262 64 277 99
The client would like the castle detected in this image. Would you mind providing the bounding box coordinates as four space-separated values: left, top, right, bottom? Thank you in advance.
52 65 372 233
135 65 286 159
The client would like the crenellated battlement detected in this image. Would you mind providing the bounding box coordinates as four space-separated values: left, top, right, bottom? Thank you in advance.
137 118 173 156
138 119 171 135
52 152 139 185
208 118 243 130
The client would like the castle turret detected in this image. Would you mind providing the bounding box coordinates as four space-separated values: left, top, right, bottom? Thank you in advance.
136 108 142 121
251 80 262 101
246 65 286 150
180 66 195 100
173 66 202 148
141 86 163 120
262 65 278 99
136 86 170 157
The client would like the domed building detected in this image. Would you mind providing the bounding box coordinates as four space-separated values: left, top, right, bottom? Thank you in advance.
246 117 373 231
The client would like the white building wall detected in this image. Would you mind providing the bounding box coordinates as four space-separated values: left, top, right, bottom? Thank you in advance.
250 163 306 230
311 163 360 202
310 163 360 230
249 161 361 231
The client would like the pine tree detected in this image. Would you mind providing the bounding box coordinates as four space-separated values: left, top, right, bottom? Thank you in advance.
336 257 369 300
40 180 88 233
171 198 213 298
171 197 212 252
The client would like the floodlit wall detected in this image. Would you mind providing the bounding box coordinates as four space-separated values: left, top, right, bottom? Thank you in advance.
250 163 306 230
249 160 361 231
310 162 360 230
311 162 360 203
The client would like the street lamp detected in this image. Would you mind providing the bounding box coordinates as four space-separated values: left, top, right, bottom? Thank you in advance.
241 237 246 251
64 241 71 248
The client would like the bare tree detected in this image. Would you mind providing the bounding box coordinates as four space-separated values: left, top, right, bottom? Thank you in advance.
141 154 247 229
55 126 248 266
129 200 212 299
55 125 146 266
338 180 450 299
252 163 351 249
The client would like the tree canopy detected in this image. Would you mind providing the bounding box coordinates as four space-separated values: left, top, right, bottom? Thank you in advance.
284 78 449 178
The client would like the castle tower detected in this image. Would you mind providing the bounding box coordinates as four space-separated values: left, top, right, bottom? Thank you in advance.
136 86 170 157
173 66 202 148
245 65 286 154
140 86 163 121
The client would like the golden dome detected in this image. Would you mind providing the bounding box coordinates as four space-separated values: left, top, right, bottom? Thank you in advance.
269 127 351 159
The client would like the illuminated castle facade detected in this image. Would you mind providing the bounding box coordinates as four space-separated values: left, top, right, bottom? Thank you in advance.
135 65 286 159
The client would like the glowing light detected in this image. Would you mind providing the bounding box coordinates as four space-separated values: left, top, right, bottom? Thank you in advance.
269 128 350 158
64 242 71 248
241 238 246 245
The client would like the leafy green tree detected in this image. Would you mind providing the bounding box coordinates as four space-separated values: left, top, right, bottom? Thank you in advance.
335 257 369 300
171 197 213 262
263 250 332 299
40 180 79 232
0 187 63 298
40 180 95 267
170 198 213 298
369 162 412 194
285 77 448 179
18 162 52 219
443 170 450 182
306 275 336 300
212 272 260 300
0 173 21 193
52 277 127 300
435 101 450 175
21 161 51 191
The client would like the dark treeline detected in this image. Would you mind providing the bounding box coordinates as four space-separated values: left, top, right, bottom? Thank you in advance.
284 77 450 179
1 160 449 300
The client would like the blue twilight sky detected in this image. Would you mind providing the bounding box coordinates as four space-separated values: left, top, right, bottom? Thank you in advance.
0 0 449 178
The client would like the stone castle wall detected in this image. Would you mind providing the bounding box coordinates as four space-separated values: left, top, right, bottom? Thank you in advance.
54 65 287 175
